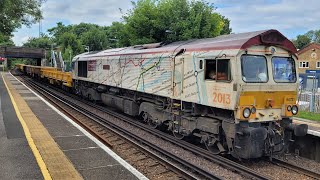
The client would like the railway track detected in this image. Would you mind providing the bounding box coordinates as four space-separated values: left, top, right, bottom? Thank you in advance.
18 75 222 179
17 74 271 179
272 158 320 179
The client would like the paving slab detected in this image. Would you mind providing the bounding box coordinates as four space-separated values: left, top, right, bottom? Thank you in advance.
0 73 42 179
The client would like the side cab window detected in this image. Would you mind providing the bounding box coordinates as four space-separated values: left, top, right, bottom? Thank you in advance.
205 59 231 81
78 61 88 78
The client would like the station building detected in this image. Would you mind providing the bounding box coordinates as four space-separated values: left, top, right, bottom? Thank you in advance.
297 43 320 90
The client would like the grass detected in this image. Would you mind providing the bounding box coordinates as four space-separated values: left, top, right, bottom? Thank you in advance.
298 111 320 122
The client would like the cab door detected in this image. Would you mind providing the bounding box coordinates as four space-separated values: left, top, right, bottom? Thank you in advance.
172 49 186 99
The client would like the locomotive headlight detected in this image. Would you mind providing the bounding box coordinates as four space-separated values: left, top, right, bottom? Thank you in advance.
251 106 256 114
292 105 298 115
287 105 292 111
243 108 251 118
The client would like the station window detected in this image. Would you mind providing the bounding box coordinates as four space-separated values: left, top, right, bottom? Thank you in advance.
317 61 320 68
299 61 309 68
205 59 231 81
78 61 88 78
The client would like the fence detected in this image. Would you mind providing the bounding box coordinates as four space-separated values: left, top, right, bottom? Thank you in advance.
298 74 320 113
298 91 320 113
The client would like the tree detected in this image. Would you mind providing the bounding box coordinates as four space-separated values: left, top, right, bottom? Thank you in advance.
23 34 52 48
293 35 311 49
58 32 82 55
72 23 100 38
0 33 14 46
0 0 44 36
47 22 72 42
292 30 320 49
220 16 232 35
107 22 131 48
81 28 109 51
305 30 320 44
123 0 231 45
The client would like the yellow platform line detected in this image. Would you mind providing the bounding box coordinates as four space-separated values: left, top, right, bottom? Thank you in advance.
2 73 83 180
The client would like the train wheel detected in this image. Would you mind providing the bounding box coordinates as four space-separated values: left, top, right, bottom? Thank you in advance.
172 123 185 140
204 136 223 154
148 119 158 129
142 112 158 129
173 129 185 139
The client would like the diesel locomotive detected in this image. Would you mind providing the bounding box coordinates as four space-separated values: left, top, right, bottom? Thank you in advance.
18 29 308 159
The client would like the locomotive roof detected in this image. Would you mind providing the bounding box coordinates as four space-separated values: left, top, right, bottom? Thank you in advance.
73 29 297 60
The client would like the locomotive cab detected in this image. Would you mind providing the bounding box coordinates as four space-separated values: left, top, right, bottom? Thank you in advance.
232 45 308 159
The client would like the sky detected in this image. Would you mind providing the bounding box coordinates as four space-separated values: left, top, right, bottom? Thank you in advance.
12 0 320 46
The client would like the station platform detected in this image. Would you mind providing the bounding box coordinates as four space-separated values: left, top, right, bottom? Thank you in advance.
294 117 320 137
0 72 147 180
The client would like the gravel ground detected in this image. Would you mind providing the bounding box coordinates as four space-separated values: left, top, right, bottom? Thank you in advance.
278 154 320 174
242 159 312 180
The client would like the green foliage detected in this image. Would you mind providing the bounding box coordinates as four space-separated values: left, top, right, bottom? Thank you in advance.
292 30 320 49
0 33 14 46
123 0 231 45
107 22 130 48
305 30 320 43
293 35 311 49
47 22 72 42
72 23 100 38
58 32 82 54
23 34 52 48
80 28 108 51
8 58 35 69
0 0 44 36
298 111 320 121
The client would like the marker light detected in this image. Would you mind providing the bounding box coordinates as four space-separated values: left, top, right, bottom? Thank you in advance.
287 105 292 111
251 106 256 114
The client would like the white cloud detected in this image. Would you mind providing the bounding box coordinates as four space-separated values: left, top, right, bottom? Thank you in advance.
42 0 132 25
211 0 320 37
12 34 30 46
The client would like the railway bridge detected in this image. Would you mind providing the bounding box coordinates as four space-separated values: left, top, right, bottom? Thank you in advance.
0 46 45 70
